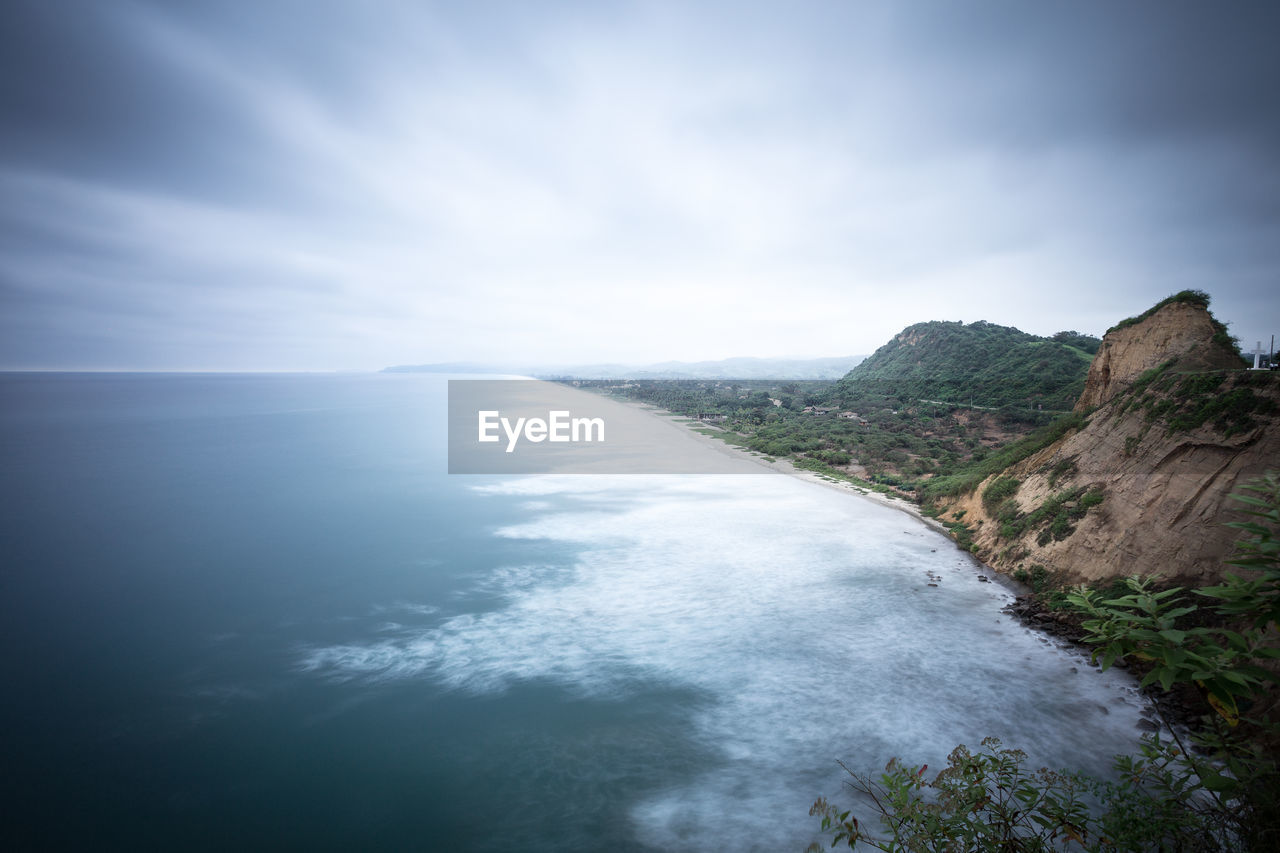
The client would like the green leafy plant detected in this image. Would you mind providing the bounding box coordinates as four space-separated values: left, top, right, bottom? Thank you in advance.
809 738 1096 852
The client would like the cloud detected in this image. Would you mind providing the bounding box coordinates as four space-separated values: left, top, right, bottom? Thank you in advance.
1 1 1277 369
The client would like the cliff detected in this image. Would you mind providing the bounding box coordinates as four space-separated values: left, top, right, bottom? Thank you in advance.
1075 297 1243 411
937 299 1278 584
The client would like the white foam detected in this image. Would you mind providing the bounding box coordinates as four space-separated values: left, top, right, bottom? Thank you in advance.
301 474 1151 851
371 601 440 617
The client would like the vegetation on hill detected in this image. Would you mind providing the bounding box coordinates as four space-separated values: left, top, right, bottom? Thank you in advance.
1114 361 1277 443
916 411 1088 501
836 320 1098 410
1051 330 1102 355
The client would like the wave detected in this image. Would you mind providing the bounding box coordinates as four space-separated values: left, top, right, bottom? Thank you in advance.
298 473 1149 851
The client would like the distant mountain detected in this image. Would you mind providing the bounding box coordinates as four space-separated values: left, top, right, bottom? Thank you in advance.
383 361 529 375
384 356 866 380
837 321 1099 410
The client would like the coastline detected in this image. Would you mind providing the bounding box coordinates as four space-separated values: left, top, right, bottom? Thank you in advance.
617 399 951 536
624 402 1207 718
622 399 1057 610
587 395 1199 739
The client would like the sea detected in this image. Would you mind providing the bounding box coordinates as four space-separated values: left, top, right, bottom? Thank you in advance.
0 372 1152 851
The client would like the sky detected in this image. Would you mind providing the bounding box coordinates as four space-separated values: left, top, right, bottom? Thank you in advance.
2 1 1278 371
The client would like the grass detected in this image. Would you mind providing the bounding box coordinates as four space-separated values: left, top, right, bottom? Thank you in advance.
982 476 1020 512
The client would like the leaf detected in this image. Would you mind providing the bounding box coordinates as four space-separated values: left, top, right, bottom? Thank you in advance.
1158 629 1186 644
1205 690 1240 726
1200 770 1236 792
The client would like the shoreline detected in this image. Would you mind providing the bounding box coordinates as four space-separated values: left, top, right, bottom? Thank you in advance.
614 398 1197 737
613 397 1042 601
619 399 951 535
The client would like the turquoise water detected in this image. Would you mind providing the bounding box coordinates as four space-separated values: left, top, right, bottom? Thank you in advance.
0 373 1150 851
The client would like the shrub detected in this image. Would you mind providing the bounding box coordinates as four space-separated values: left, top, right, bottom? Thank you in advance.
810 739 1096 852
982 475 1021 512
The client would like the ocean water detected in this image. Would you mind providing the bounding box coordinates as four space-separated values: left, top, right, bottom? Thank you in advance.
0 373 1151 851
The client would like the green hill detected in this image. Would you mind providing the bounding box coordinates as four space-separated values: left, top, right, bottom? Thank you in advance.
836 320 1098 410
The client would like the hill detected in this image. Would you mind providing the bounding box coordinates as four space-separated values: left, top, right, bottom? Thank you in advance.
835 320 1098 410
928 292 1278 584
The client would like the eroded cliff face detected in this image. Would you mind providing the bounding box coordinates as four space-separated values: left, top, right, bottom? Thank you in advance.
1075 302 1241 411
940 305 1278 585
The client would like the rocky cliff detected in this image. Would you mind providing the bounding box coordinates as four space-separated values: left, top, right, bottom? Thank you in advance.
938 300 1278 584
1075 299 1243 411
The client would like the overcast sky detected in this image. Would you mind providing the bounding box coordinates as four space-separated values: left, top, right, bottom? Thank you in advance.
2 1 1278 370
